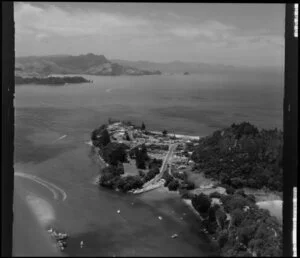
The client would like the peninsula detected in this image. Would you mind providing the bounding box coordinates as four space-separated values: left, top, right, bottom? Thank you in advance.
90 120 283 257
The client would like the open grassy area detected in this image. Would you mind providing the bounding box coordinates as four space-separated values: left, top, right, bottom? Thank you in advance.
122 159 141 177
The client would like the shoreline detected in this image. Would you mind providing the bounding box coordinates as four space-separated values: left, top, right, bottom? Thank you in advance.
149 130 200 140
91 123 282 206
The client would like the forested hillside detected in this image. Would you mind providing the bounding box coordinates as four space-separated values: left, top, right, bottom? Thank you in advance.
191 122 283 191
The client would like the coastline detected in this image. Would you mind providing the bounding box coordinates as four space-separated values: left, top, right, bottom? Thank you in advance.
149 130 200 140
91 123 282 215
91 121 282 257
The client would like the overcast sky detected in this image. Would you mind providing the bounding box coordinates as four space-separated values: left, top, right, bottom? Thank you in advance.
14 2 285 67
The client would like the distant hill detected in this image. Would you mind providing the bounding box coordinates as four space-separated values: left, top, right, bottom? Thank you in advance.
112 59 284 76
15 53 162 76
112 59 237 74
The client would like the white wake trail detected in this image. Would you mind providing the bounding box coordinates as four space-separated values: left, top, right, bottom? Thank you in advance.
36 177 67 201
15 172 58 200
52 135 67 143
15 172 67 201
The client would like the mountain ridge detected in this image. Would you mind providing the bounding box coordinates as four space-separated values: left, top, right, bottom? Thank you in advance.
15 54 162 76
112 59 283 74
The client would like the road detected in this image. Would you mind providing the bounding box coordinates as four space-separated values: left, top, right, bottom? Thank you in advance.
142 143 178 189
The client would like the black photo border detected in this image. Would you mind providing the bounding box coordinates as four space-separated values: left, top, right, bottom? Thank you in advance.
1 2 298 257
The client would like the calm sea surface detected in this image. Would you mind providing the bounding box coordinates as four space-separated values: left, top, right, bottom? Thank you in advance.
13 73 283 256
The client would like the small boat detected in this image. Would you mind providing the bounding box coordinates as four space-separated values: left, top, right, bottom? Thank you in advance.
171 234 178 239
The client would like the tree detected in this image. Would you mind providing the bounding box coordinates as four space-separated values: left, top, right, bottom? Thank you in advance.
226 186 235 195
231 208 244 227
135 144 149 169
148 158 162 169
218 230 229 248
180 180 195 190
138 170 146 178
117 175 143 192
99 129 111 147
246 194 256 203
208 205 218 222
209 191 222 199
103 142 128 166
99 173 117 188
91 125 110 147
191 193 211 214
215 209 227 229
237 226 256 245
141 122 146 131
222 195 249 212
144 167 159 182
124 131 131 141
162 129 168 136
235 189 246 197
168 180 180 191
162 171 173 187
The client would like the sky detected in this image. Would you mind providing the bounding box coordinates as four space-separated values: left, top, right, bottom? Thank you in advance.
14 2 285 67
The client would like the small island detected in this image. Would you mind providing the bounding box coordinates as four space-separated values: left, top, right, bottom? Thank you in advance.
15 75 92 85
90 120 283 257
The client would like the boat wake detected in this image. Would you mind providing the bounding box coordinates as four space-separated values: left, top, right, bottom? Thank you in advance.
15 172 67 202
52 135 67 144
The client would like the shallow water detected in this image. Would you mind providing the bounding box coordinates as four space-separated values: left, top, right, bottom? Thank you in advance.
13 73 283 256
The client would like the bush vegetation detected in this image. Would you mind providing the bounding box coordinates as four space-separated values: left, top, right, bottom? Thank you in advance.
191 122 283 191
190 192 282 257
191 193 211 214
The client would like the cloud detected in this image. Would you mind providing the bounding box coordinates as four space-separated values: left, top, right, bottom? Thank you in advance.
14 2 284 67
14 2 150 38
169 20 235 40
36 33 50 42
129 36 171 47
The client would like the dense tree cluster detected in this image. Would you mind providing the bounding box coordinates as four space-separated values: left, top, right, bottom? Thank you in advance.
191 122 283 191
172 171 188 181
167 179 180 191
99 164 143 192
116 176 144 192
101 142 129 166
144 167 160 182
162 170 195 191
190 191 282 257
191 193 212 214
135 144 150 169
148 158 163 169
91 125 111 148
